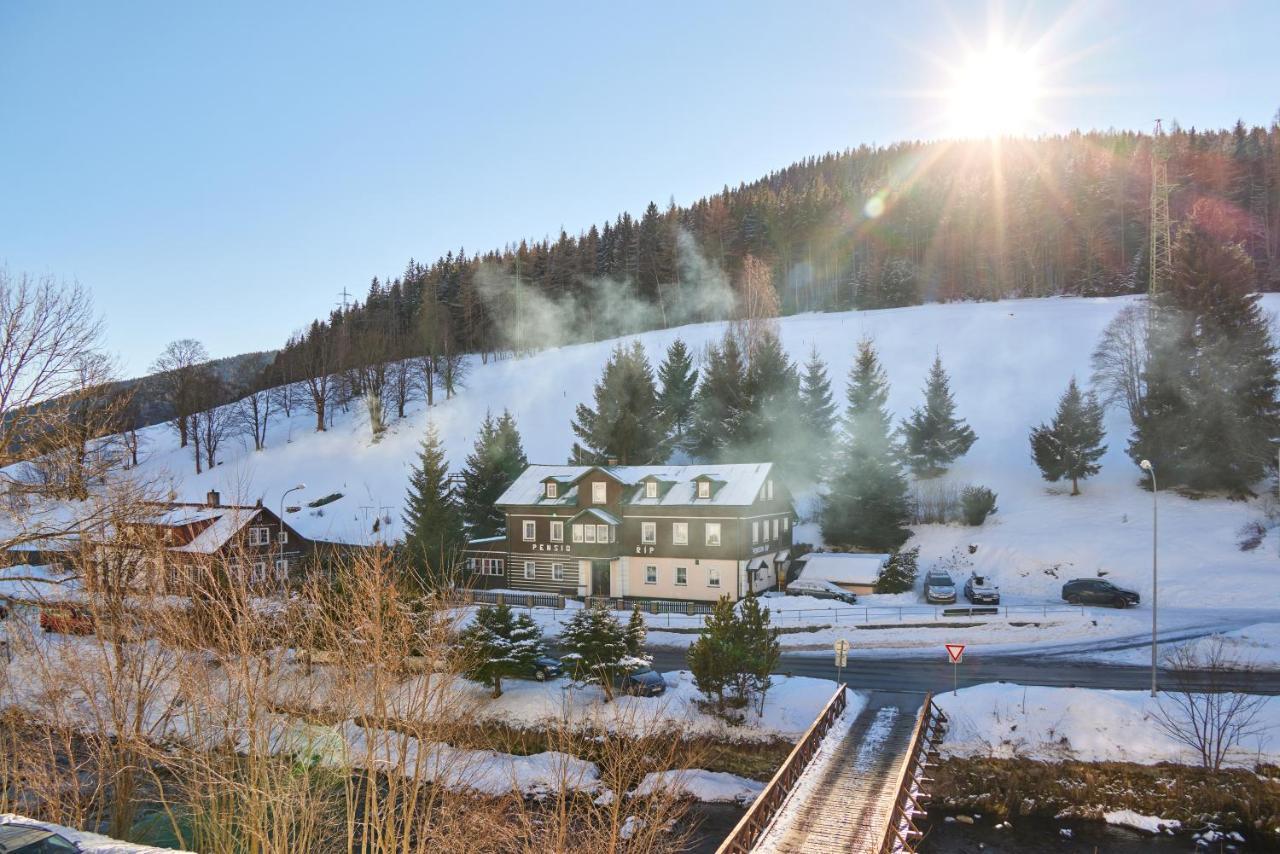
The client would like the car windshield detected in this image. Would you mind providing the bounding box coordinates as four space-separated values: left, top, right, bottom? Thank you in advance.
929 574 952 585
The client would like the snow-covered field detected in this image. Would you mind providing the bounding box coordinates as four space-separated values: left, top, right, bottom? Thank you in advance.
111 295 1280 620
935 683 1280 767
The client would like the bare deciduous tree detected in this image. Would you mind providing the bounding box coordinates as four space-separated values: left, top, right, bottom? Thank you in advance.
1153 636 1272 771
730 253 780 362
150 339 211 448
1090 301 1149 422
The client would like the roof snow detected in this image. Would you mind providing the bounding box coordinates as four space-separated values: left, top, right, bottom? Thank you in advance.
499 463 777 508
169 507 261 554
795 552 889 585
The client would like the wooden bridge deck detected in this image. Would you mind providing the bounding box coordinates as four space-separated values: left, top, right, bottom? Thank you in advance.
752 692 924 853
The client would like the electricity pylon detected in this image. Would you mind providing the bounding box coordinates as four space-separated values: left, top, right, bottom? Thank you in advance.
1149 119 1172 296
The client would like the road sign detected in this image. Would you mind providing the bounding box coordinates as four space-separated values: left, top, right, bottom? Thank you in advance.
946 643 965 664
834 639 849 676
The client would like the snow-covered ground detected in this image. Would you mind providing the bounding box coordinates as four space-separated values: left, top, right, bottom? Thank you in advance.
935 683 1280 767
107 295 1280 615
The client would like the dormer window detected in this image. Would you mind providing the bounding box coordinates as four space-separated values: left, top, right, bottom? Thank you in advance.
592 482 607 503
545 481 558 499
697 481 710 499
767 479 774 500
645 481 658 499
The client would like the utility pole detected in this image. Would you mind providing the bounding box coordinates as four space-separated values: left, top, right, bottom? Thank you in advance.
1149 119 1172 296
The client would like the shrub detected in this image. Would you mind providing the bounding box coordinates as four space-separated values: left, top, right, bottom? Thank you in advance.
960 485 998 526
875 546 920 594
910 481 962 524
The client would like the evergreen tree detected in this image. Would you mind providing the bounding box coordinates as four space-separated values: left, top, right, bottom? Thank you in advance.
569 342 669 465
402 422 464 588
874 546 920 594
1030 378 1107 495
742 330 801 468
821 340 911 550
461 408 528 538
559 605 643 702
689 333 749 461
625 606 647 658
656 338 699 443
457 604 544 698
899 353 977 477
685 597 738 713
1129 202 1280 495
738 595 781 715
797 347 838 480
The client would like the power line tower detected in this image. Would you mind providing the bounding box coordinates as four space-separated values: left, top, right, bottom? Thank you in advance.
1149 118 1173 296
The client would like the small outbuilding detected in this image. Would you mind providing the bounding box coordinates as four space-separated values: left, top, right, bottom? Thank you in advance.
790 552 889 595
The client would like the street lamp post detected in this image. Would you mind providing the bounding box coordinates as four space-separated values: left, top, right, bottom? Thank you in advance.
1139 460 1157 697
279 484 305 595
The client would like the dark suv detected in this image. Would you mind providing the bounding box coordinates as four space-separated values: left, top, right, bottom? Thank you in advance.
1061 578 1140 608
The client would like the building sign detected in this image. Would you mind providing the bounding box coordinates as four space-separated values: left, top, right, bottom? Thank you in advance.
634 545 656 555
529 543 572 553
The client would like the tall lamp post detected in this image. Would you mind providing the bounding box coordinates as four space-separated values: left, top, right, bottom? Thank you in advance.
279 483 305 594
1139 460 1157 697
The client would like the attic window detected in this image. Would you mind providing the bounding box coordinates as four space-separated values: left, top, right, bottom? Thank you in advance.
767 479 774 500
592 482 607 503
645 481 658 499
545 481 558 499
697 481 710 499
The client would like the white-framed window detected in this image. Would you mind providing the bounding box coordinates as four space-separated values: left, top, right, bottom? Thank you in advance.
251 560 268 583
546 481 558 499
772 517 780 540
708 567 720 588
277 530 289 544
274 559 288 579
752 521 759 544
592 482 607 503
572 524 583 542
524 561 536 580
487 558 504 576
645 565 657 584
767 479 774 500
523 520 536 541
552 563 565 581
697 480 710 499
705 523 721 547
596 524 610 543
641 522 656 544
675 566 688 586
550 521 564 542
584 524 597 544
783 516 790 532
248 526 270 546
672 522 688 545
645 481 658 499
466 557 475 571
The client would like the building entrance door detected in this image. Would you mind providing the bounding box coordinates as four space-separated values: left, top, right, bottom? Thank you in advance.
591 560 612 597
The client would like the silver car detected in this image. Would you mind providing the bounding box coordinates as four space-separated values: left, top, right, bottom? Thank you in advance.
924 570 957 604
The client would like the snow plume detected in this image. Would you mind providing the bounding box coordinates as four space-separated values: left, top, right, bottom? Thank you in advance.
473 230 736 354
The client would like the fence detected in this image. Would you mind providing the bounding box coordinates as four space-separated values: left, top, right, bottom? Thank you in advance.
445 588 566 610
715 683 849 854
584 595 716 616
878 694 948 854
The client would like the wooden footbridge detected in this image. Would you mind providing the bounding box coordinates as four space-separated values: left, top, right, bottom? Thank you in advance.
717 688 947 854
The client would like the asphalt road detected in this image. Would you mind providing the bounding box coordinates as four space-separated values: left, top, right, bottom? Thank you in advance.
646 648 1280 695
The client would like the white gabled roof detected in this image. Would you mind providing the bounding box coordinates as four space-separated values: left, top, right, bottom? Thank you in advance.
795 552 890 585
497 463 778 508
169 507 261 554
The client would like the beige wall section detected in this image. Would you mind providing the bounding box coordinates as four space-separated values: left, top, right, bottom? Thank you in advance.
624 556 743 602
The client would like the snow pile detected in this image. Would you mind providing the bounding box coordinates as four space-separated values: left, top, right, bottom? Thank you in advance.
631 769 764 804
935 683 1280 766
0 813 189 853
1103 809 1181 834
1090 622 1280 670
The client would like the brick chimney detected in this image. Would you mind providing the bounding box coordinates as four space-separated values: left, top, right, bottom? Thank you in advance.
206 490 220 508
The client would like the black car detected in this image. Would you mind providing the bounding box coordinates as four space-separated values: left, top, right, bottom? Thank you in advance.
617 667 667 697
0 822 80 853
1061 578 1140 608
531 655 563 681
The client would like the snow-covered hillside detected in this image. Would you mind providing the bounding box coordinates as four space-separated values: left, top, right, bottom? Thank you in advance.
129 295 1280 610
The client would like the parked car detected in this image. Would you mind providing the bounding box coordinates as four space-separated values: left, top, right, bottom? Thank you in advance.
531 655 563 681
1062 578 1140 608
616 667 666 697
784 578 858 605
923 570 957 604
963 574 1000 605
39 604 93 635
0 821 80 853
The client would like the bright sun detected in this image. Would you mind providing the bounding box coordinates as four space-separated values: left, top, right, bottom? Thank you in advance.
946 44 1042 138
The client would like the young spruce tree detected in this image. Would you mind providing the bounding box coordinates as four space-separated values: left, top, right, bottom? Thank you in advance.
689 333 749 461
821 339 911 550
899 353 976 477
460 409 528 537
798 346 838 479
560 605 645 702
1030 378 1107 495
656 338 699 443
742 330 801 469
402 422 464 588
457 604 544 698
570 341 669 465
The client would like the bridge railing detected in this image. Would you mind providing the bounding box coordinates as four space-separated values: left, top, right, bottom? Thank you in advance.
878 693 948 854
715 682 848 854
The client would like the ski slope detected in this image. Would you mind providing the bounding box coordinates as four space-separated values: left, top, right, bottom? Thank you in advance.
127 295 1280 611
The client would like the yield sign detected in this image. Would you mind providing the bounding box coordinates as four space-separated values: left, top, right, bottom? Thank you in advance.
946 643 966 664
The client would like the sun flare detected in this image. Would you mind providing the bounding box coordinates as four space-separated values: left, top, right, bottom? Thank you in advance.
946 43 1042 138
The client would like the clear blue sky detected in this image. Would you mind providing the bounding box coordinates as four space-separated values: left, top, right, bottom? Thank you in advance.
2 1 1277 377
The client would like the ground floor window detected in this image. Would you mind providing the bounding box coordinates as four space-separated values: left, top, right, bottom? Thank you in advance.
645 565 657 584
552 563 564 581
251 561 268 584
675 566 687 586
708 567 720 587
274 559 288 580
524 561 536 580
